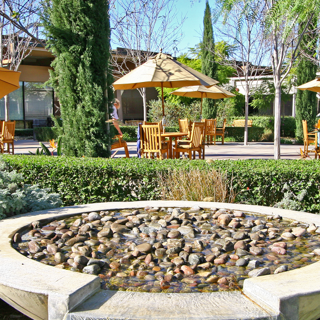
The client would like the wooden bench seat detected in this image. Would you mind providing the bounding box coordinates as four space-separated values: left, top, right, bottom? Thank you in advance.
111 135 129 158
232 119 253 127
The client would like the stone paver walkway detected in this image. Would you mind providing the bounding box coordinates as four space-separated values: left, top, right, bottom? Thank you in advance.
13 140 303 160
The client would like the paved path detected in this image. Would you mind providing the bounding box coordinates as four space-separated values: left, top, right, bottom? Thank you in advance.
13 139 303 160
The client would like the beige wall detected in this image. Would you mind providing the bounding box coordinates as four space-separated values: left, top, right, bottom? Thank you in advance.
18 65 52 82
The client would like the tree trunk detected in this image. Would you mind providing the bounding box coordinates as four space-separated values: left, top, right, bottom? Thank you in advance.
244 90 249 146
274 83 281 159
142 87 147 122
4 95 9 121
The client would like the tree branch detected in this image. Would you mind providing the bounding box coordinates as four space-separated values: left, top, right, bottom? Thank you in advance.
0 9 45 48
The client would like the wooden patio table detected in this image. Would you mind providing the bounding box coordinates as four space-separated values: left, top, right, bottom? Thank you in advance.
161 131 187 159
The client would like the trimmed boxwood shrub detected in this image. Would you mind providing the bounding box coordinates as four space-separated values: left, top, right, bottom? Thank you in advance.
34 125 180 142
3 155 320 213
34 127 58 141
224 127 264 142
34 116 296 143
15 129 34 137
228 116 296 138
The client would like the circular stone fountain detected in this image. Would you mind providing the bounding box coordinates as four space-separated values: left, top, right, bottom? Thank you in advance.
1 201 320 320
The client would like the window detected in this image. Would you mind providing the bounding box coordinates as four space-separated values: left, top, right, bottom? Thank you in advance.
24 82 53 120
0 82 23 120
0 81 54 121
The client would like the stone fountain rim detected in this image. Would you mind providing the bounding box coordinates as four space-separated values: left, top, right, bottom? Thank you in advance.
1 201 320 320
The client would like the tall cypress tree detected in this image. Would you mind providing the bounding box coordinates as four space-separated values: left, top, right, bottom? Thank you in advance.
201 0 217 119
42 0 113 157
295 18 318 139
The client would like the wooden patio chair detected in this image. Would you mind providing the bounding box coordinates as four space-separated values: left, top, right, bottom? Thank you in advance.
0 121 15 154
138 121 165 158
140 122 169 159
202 119 216 145
173 121 206 160
143 121 166 134
179 118 190 136
315 131 320 159
215 119 226 144
302 120 316 157
111 135 129 158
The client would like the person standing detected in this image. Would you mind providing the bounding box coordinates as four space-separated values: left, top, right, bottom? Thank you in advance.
111 99 123 136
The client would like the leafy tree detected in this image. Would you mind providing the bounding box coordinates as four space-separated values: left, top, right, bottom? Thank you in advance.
214 41 236 84
0 0 43 120
250 80 291 112
155 43 234 108
214 0 270 145
183 41 234 85
110 0 185 121
201 0 217 119
295 17 318 139
216 87 245 122
155 53 202 105
42 0 113 157
218 0 320 159
148 99 201 126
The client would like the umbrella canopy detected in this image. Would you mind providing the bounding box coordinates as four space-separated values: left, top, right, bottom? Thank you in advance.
171 84 235 116
0 67 21 99
297 78 320 92
113 52 219 116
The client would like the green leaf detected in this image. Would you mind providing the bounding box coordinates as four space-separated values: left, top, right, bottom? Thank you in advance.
57 136 62 156
40 142 51 156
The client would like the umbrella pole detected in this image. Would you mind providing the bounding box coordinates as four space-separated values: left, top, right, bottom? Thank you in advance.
200 93 203 120
161 83 165 116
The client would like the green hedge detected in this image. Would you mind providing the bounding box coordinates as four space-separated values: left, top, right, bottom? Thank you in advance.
33 116 296 142
224 127 264 142
33 125 181 142
120 125 264 142
3 155 320 213
15 129 34 137
228 116 296 137
34 127 58 141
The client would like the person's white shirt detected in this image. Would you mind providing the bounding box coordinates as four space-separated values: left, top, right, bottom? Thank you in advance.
111 105 119 120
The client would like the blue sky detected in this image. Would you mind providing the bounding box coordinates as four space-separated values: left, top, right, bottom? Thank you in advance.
174 0 212 56
110 0 213 57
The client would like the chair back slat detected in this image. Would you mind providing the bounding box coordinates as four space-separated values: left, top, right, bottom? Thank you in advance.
0 121 16 154
203 119 216 135
302 120 308 141
179 119 189 133
143 121 163 132
141 123 162 152
190 122 205 148
2 121 15 140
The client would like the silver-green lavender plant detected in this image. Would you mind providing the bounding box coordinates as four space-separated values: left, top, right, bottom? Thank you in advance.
274 183 307 211
0 158 62 219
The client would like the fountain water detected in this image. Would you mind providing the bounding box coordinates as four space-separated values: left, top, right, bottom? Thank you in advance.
1 201 320 320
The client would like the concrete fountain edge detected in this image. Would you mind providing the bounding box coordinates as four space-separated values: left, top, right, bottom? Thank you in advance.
0 201 319 320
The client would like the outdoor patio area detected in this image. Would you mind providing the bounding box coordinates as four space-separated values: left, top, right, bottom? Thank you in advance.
14 139 302 160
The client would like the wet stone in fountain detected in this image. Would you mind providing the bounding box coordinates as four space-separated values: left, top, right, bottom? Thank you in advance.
13 206 320 293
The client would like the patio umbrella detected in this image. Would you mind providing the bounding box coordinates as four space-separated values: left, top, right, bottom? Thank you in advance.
112 52 219 116
170 84 235 116
297 77 320 92
0 67 21 99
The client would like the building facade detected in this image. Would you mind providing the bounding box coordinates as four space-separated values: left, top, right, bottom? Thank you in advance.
0 46 56 128
1 46 303 129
